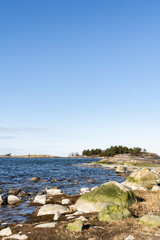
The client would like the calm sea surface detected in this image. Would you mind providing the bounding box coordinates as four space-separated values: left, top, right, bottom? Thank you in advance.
0 157 124 223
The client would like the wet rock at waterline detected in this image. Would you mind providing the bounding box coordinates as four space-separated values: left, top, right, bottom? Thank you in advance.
98 203 132 222
45 188 62 196
8 195 21 205
29 177 40 182
75 181 135 213
8 188 22 196
33 195 46 205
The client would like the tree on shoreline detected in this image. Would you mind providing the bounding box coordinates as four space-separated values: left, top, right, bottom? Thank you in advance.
82 146 145 157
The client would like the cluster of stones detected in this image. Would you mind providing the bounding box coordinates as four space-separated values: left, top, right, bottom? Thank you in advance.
1 168 160 239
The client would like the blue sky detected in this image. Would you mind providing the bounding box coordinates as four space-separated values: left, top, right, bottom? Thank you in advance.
0 0 160 156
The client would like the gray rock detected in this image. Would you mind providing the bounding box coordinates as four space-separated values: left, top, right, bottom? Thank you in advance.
2 234 28 239
46 188 62 195
66 219 83 232
37 204 69 216
17 191 26 197
33 195 46 205
61 198 70 205
8 195 20 205
29 177 40 182
139 214 160 227
35 222 57 228
8 188 22 195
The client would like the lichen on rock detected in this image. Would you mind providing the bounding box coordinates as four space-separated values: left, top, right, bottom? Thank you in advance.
124 168 156 188
66 219 83 232
75 181 135 213
98 202 132 222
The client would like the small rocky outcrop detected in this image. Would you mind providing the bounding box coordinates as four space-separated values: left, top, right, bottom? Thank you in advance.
124 168 156 189
37 204 69 216
139 214 160 227
75 181 135 213
98 203 132 221
66 219 83 232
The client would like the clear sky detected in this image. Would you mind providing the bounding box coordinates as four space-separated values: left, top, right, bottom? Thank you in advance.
0 0 160 156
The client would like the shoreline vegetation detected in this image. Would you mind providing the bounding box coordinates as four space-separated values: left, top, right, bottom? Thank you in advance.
1 145 160 160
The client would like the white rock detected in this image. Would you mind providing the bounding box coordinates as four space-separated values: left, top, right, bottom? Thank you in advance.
37 204 69 216
124 235 135 240
77 216 88 221
0 195 3 205
54 211 61 220
79 187 90 195
2 234 28 240
66 216 75 219
8 195 20 205
0 227 12 236
73 211 84 215
33 195 46 205
152 186 160 191
61 198 70 205
35 222 57 228
46 189 62 196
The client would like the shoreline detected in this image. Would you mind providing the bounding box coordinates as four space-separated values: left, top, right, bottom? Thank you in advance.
1 156 160 239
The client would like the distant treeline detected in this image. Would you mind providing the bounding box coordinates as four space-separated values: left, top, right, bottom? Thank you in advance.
82 146 147 157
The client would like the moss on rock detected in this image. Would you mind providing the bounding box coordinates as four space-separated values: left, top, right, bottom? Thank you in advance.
75 181 135 213
139 214 160 227
66 220 83 232
125 168 156 188
98 203 132 221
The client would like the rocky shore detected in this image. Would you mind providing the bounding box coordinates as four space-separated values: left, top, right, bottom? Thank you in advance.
1 156 160 239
